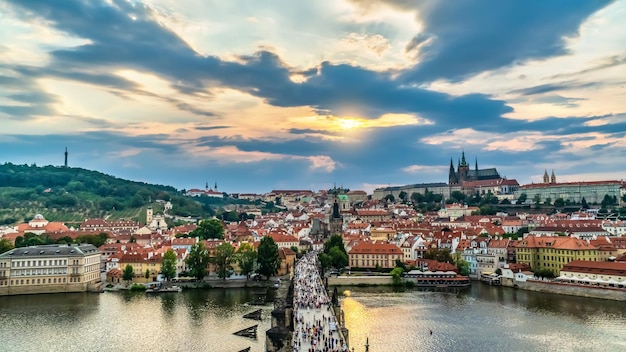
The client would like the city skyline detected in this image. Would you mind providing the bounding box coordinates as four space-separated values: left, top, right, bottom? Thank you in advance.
1 0 625 193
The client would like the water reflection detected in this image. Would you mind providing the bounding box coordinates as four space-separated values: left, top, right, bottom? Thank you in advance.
343 284 626 352
0 289 273 352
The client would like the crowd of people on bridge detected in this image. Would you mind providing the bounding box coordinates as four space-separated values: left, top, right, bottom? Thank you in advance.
292 252 348 352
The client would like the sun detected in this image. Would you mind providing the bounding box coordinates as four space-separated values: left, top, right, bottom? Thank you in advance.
337 118 363 130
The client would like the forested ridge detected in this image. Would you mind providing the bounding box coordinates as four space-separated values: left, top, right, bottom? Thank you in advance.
0 163 213 225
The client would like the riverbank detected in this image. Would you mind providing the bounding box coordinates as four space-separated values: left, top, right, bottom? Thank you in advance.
515 279 626 301
104 277 283 291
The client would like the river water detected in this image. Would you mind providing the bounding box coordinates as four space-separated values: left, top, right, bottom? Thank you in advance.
0 285 625 352
342 284 626 352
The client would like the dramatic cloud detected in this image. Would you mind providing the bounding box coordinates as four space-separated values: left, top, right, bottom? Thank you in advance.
0 0 624 192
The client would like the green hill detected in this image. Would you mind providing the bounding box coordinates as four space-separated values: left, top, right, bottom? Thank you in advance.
0 163 216 226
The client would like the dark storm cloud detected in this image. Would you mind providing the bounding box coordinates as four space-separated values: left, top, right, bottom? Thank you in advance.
4 0 512 132
3 0 623 192
532 95 586 108
549 55 626 79
371 0 615 82
194 126 231 131
288 128 341 136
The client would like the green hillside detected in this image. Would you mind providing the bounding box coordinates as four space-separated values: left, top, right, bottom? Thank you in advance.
0 163 213 226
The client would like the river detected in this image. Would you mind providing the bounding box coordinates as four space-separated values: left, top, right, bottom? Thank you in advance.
342 284 626 352
0 285 625 352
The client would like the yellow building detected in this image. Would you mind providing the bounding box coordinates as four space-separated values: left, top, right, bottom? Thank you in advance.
516 236 598 275
349 242 403 269
0 244 101 295
370 227 396 241
115 252 162 283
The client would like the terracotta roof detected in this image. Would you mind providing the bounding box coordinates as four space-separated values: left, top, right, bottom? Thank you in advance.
349 242 402 255
516 236 596 250
520 180 622 189
561 260 626 276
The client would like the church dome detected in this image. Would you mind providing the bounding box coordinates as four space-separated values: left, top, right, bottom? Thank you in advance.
33 214 45 220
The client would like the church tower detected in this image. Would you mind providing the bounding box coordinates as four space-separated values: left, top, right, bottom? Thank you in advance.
328 189 343 236
458 151 469 182
550 170 556 184
543 170 549 184
146 206 153 226
448 159 458 185
64 147 68 168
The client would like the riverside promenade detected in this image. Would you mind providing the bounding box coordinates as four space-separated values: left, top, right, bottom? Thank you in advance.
292 252 348 352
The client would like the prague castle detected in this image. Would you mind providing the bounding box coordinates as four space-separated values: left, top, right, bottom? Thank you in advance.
448 151 500 185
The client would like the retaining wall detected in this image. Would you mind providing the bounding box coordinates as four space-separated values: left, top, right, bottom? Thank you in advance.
518 280 626 301
327 276 392 286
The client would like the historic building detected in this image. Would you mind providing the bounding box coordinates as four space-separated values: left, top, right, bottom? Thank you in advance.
348 242 403 269
515 180 624 205
372 182 452 201
0 244 101 295
515 236 598 275
449 152 501 185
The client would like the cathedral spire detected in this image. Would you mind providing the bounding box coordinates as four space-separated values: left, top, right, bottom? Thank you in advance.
460 151 467 166
543 170 549 184
550 170 556 184
475 157 478 172
448 158 458 185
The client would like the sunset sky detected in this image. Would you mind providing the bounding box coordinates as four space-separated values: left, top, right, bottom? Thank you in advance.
1 0 625 193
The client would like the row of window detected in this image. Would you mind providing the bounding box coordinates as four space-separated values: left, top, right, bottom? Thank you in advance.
0 277 79 286
11 268 69 276
10 259 69 267
350 260 393 267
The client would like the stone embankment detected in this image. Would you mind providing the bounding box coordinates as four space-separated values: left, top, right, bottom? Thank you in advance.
517 280 626 301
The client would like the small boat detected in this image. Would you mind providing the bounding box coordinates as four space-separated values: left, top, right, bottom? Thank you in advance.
146 285 182 293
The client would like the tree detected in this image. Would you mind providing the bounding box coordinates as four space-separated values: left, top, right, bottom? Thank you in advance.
411 192 424 204
533 194 541 205
191 218 224 240
384 194 395 202
145 269 150 279
319 252 332 269
186 242 211 281
544 197 552 206
213 242 235 280
390 267 404 286
257 236 281 279
323 235 347 255
517 193 527 204
450 190 466 204
601 194 616 208
398 191 407 203
0 238 14 254
123 264 135 284
329 246 348 269
554 198 565 207
395 259 407 271
161 249 177 281
453 251 469 276
424 248 453 263
236 243 257 279
581 197 589 209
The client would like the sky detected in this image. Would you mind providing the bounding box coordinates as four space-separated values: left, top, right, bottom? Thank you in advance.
1 0 625 194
